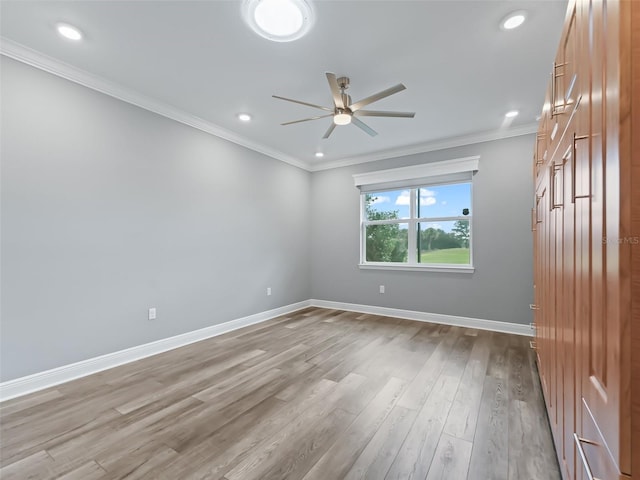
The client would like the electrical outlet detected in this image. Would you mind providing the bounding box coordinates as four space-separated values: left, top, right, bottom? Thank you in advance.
379 285 385 294
148 307 157 320
267 287 272 296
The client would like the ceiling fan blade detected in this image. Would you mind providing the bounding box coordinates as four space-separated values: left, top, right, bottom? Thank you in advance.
281 114 333 126
353 110 415 118
322 122 337 139
325 72 345 109
349 84 407 111
351 117 378 137
272 95 333 112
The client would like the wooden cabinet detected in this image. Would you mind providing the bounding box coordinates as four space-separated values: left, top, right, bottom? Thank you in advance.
532 0 639 479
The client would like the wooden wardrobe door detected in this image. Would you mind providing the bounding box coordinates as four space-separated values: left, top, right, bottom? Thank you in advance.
547 175 560 437
579 0 625 476
536 186 551 403
559 137 577 480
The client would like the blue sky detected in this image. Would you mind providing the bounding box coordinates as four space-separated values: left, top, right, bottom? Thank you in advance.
367 183 471 231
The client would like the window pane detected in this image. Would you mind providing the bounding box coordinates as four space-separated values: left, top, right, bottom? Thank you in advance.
417 220 470 264
365 223 408 262
416 183 471 219
364 190 410 220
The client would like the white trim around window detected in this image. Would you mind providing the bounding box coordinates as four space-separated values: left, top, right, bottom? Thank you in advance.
355 156 479 272
353 156 479 191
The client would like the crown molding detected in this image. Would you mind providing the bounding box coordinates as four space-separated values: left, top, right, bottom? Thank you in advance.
2 37 537 174
0 37 309 171
308 123 538 172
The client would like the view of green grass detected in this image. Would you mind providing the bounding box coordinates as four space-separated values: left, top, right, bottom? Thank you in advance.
419 248 470 264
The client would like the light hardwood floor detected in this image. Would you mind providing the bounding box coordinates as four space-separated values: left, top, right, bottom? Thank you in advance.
0 307 561 479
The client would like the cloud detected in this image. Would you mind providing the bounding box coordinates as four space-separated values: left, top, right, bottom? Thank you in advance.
395 190 411 205
420 197 437 206
369 195 390 205
396 189 437 207
441 200 447 205
419 188 436 206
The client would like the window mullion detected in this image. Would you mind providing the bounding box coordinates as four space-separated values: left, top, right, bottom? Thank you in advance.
408 188 417 263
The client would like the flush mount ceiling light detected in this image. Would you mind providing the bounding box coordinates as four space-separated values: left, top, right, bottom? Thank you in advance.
237 113 252 122
56 23 83 41
501 11 527 30
505 110 519 118
242 0 314 42
314 152 324 158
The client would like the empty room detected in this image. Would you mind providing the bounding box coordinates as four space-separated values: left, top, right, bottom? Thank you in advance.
0 0 638 479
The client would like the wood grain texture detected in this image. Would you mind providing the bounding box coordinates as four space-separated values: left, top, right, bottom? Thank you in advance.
630 0 640 477
0 308 560 479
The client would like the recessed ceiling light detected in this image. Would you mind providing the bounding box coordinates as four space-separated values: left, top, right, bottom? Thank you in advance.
56 23 83 41
505 110 519 118
315 152 324 158
242 0 314 42
237 113 252 122
501 11 527 30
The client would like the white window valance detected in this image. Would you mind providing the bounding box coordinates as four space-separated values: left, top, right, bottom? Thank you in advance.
352 156 480 192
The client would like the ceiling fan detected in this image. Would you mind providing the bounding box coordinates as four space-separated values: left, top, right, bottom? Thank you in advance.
273 73 415 139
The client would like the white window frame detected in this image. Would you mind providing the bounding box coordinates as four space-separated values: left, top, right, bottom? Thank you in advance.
354 156 479 273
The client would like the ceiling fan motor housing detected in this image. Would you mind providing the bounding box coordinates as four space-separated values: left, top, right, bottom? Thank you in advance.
336 76 350 89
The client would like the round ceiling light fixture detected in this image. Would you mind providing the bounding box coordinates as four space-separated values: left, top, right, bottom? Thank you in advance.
56 22 83 41
314 152 324 158
333 110 352 126
237 113 252 122
242 0 314 42
501 11 527 30
505 110 519 118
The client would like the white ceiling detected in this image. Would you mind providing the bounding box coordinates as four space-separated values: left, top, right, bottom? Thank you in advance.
0 1 567 171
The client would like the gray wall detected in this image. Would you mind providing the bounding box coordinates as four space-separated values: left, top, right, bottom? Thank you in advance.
0 57 311 381
1 55 536 383
309 135 535 325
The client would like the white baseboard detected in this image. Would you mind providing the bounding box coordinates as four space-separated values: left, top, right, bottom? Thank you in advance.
309 299 534 337
0 300 311 402
1 299 532 402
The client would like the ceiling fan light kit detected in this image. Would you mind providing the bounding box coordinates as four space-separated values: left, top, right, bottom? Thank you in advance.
273 72 415 139
333 110 352 126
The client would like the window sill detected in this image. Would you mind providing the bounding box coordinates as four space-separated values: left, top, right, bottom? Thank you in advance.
358 263 475 273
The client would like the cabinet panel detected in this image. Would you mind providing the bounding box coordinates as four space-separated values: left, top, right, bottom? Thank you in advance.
560 4 582 117
579 0 627 473
576 399 622 480
560 137 577 480
535 186 550 403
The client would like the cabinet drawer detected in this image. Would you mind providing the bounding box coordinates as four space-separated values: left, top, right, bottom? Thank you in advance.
576 398 622 480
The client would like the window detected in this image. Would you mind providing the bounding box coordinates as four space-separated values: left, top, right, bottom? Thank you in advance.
354 157 478 272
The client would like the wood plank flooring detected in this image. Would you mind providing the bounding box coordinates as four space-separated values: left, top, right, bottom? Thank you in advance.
0 307 561 479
